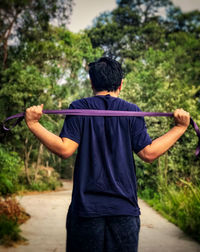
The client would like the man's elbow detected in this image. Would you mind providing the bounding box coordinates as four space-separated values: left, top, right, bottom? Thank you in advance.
138 146 157 163
59 138 78 159
60 150 72 159
142 155 156 163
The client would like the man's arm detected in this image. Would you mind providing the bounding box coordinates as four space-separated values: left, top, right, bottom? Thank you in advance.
137 109 190 163
25 104 79 159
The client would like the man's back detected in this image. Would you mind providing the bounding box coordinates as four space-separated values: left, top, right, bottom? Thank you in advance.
60 95 152 217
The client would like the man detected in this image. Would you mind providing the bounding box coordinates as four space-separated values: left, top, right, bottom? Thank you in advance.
26 57 190 252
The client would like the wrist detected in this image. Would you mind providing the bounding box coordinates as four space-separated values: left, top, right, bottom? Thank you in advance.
26 120 40 130
174 124 188 133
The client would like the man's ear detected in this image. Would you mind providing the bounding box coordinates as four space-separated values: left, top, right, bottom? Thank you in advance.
118 80 123 91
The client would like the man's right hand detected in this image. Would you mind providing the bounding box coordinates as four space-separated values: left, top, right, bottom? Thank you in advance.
25 104 44 128
173 109 190 129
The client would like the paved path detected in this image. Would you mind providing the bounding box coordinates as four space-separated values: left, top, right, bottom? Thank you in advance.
0 181 200 252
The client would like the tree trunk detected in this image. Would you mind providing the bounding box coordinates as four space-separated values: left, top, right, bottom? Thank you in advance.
34 143 43 181
164 151 168 186
24 137 32 185
1 11 20 68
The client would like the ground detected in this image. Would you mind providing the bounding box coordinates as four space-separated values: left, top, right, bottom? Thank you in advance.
0 181 200 252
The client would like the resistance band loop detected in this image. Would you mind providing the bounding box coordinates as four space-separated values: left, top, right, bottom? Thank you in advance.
3 109 200 157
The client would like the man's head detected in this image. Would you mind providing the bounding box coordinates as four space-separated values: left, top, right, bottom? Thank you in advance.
88 57 123 92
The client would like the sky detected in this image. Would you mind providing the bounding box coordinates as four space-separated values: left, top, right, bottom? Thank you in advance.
68 0 200 32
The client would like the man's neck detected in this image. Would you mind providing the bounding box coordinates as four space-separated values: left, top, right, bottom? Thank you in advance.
94 90 119 97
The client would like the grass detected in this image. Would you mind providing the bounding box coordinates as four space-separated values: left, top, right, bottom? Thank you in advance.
0 197 30 247
0 215 26 246
139 182 200 242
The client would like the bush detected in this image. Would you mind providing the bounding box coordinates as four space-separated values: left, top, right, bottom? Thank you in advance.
0 197 30 246
0 197 30 224
0 145 23 195
26 169 62 192
0 215 22 246
140 182 200 242
29 181 49 191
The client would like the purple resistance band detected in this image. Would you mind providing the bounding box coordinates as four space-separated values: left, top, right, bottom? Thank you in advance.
3 109 200 157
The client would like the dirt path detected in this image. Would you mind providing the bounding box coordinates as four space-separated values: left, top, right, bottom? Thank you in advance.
0 181 200 252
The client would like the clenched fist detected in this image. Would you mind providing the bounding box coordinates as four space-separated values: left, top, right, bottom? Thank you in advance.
174 108 190 128
25 104 44 127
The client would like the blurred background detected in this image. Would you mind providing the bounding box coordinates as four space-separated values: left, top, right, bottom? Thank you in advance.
0 0 200 247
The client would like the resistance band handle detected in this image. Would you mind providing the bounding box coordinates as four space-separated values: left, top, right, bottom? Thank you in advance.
2 109 200 157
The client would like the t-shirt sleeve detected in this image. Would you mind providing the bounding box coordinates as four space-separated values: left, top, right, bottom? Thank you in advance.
131 106 152 154
59 104 82 144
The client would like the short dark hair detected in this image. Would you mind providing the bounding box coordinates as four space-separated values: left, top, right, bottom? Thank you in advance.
88 57 123 92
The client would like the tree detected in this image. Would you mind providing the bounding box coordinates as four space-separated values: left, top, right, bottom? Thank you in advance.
87 0 173 62
87 0 200 75
166 7 200 34
0 27 102 184
0 144 22 195
116 0 172 23
0 0 74 69
121 44 200 192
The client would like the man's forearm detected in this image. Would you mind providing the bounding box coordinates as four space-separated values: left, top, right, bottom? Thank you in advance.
25 104 78 159
150 125 186 159
27 121 65 157
138 108 190 163
138 125 187 163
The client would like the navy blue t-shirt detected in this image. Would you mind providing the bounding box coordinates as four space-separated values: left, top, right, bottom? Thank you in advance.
60 95 152 217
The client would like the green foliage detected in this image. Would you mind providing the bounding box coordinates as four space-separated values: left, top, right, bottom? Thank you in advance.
0 215 24 246
32 169 62 191
60 154 76 179
29 178 61 192
0 0 74 69
0 197 29 246
120 30 200 241
0 25 102 190
166 7 200 34
121 45 200 190
140 183 200 242
0 61 50 113
0 0 199 244
87 0 200 74
0 145 22 195
17 166 63 192
87 0 172 60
